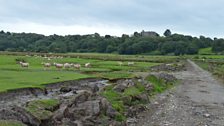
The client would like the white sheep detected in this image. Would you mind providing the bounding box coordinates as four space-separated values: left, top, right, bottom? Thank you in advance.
19 62 29 68
64 63 72 69
128 62 135 66
85 63 91 68
118 61 123 66
73 64 81 70
42 62 51 70
54 63 63 70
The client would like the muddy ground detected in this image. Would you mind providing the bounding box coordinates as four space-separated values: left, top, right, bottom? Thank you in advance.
136 60 224 126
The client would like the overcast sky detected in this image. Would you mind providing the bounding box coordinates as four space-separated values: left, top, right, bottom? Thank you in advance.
0 0 223 37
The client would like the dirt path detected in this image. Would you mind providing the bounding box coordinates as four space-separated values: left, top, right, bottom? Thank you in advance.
136 60 224 126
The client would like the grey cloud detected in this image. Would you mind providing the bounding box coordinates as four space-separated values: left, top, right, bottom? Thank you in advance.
0 0 224 37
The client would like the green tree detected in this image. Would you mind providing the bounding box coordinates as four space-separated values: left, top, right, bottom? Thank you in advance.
164 29 171 37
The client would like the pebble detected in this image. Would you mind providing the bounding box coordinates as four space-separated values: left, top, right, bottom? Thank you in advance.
154 101 159 105
204 113 210 118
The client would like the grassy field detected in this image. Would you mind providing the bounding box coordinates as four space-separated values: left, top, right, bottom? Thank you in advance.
192 55 224 81
198 47 214 55
0 53 172 92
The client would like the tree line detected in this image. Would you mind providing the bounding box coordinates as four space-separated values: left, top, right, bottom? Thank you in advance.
0 29 223 55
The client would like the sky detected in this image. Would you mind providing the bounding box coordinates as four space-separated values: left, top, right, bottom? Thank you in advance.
0 0 223 37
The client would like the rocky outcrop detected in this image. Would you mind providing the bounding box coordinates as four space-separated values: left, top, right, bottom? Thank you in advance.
48 90 121 126
0 106 40 126
113 79 135 92
150 73 177 84
151 63 185 72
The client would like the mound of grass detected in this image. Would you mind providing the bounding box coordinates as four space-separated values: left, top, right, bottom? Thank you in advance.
146 75 166 93
123 86 141 97
0 120 26 126
101 86 124 113
26 99 60 120
101 82 148 122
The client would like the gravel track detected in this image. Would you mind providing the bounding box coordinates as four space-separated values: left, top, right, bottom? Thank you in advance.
136 60 224 126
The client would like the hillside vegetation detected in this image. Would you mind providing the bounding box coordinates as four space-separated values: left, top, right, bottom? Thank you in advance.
0 29 222 55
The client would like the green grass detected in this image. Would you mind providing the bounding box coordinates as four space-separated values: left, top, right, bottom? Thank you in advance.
196 61 210 70
98 72 135 80
0 120 26 126
199 47 214 55
101 86 124 112
195 59 224 81
101 83 147 121
146 75 165 93
0 70 92 92
123 86 142 96
26 99 60 120
0 54 169 92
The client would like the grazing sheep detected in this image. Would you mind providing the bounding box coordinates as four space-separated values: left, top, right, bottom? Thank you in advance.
19 62 29 68
128 62 135 66
42 62 51 70
165 64 172 66
73 64 81 70
85 63 91 68
54 63 63 70
64 63 72 70
118 61 123 66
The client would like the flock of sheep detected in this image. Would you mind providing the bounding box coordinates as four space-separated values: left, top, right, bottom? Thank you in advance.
18 55 135 70
19 61 90 70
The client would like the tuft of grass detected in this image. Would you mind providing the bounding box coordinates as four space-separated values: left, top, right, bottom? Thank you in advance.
123 86 141 97
115 113 126 122
0 120 26 126
146 75 165 93
26 99 60 120
101 82 148 122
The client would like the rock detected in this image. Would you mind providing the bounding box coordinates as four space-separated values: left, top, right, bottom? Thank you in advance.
127 105 147 117
113 83 127 92
61 118 79 126
79 100 101 116
145 83 154 92
150 73 177 84
51 104 67 122
126 118 137 126
127 107 137 117
0 106 40 126
100 98 110 112
80 82 100 93
133 93 149 103
60 86 72 93
204 113 210 118
109 121 125 126
151 63 185 72
114 79 135 92
88 83 99 93
69 90 92 105
121 96 132 106
106 106 118 118
65 99 101 121
154 101 159 105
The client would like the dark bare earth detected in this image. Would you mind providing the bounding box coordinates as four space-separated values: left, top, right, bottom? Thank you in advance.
137 60 224 126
